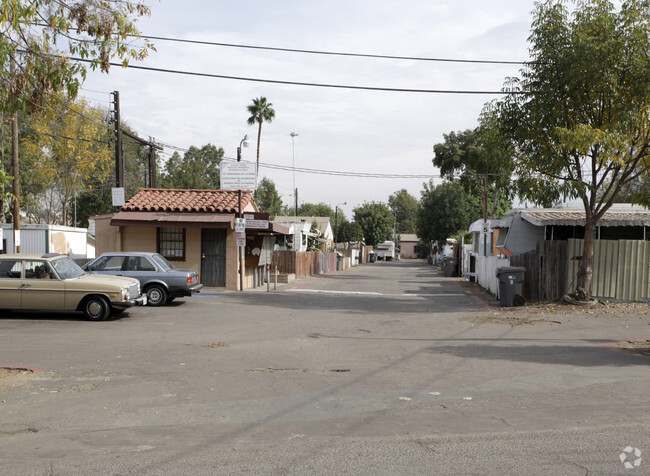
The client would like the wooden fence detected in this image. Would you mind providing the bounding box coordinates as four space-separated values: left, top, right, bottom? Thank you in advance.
272 251 339 278
510 240 567 302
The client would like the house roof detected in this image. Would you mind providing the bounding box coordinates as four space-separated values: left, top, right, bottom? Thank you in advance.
502 205 650 228
399 234 419 242
121 188 257 214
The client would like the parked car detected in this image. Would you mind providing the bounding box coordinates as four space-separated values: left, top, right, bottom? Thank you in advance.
0 253 144 321
83 252 203 306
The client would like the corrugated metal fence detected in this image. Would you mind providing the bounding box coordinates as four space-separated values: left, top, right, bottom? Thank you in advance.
566 238 650 301
509 239 650 302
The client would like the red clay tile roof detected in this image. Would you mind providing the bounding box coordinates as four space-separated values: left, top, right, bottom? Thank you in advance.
122 188 257 213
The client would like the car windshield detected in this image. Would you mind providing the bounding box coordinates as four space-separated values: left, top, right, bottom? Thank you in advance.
151 253 176 271
51 256 85 279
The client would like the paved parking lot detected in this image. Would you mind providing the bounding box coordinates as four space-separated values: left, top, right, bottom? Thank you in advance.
1 260 649 474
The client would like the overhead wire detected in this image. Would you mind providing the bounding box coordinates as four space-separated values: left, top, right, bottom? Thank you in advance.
69 56 519 95
137 34 529 65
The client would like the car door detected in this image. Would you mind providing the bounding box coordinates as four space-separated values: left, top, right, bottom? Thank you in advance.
123 255 157 285
0 259 23 308
20 260 66 310
87 255 126 277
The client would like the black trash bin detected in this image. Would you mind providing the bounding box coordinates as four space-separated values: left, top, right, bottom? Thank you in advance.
496 267 526 307
369 251 377 263
444 257 459 277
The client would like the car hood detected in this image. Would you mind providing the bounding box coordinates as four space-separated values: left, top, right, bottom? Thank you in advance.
77 273 140 287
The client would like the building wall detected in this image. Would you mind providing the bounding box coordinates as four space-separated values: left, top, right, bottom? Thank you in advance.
93 213 247 290
400 241 419 259
122 227 156 252
1 224 91 258
93 215 121 253
507 217 545 254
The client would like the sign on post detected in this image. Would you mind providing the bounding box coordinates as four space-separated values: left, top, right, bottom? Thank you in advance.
220 162 257 191
112 187 125 207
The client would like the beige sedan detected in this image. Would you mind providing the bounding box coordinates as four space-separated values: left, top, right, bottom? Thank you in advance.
0 253 145 321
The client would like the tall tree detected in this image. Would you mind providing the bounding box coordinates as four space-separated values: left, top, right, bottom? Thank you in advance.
255 177 283 217
246 97 275 176
336 221 364 243
298 202 336 220
353 202 394 247
160 144 224 189
417 180 481 246
20 98 113 225
433 105 514 221
499 0 650 300
388 189 420 234
1 1 153 115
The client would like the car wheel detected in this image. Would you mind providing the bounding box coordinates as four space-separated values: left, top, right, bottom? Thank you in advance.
83 296 111 321
146 285 168 306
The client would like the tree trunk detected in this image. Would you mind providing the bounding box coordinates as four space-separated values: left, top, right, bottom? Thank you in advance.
256 119 263 176
575 219 596 300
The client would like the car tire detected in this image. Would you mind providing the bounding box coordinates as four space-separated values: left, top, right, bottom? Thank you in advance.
83 296 111 321
146 285 168 306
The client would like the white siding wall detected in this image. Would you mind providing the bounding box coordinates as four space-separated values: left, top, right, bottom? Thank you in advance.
0 224 90 258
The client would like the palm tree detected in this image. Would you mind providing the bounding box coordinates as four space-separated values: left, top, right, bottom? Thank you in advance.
246 97 276 176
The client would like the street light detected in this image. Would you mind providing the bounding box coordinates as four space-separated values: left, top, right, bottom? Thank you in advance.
290 132 298 216
335 202 346 245
236 134 249 292
237 134 249 162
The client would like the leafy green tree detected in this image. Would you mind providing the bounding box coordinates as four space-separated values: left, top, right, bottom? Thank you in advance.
246 97 275 176
20 97 113 225
433 105 514 221
388 189 419 234
336 221 363 243
498 0 650 300
1 0 153 115
417 180 481 246
353 202 394 247
160 144 224 189
298 202 337 220
255 177 283 217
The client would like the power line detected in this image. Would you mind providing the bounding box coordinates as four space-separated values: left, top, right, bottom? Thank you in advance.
138 34 528 66
69 56 518 95
221 156 441 179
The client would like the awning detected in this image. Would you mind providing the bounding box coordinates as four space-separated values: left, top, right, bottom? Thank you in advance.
110 211 236 229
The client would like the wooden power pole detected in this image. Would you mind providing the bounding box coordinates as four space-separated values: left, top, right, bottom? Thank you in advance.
10 57 20 252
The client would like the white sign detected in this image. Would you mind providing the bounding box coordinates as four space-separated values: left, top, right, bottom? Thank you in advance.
0 228 3 250
112 187 125 207
220 162 257 190
236 232 246 247
235 218 246 233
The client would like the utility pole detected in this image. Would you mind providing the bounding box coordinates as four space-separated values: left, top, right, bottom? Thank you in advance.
10 57 20 252
295 188 298 217
111 91 124 188
148 140 157 187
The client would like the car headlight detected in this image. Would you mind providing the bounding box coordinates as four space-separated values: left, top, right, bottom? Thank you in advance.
121 286 128 300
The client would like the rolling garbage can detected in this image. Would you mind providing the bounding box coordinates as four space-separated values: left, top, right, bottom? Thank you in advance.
369 251 376 263
496 267 526 307
444 257 459 277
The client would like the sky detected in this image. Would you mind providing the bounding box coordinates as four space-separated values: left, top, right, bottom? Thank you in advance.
81 0 539 220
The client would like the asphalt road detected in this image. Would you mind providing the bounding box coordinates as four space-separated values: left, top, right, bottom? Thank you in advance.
1 260 649 475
